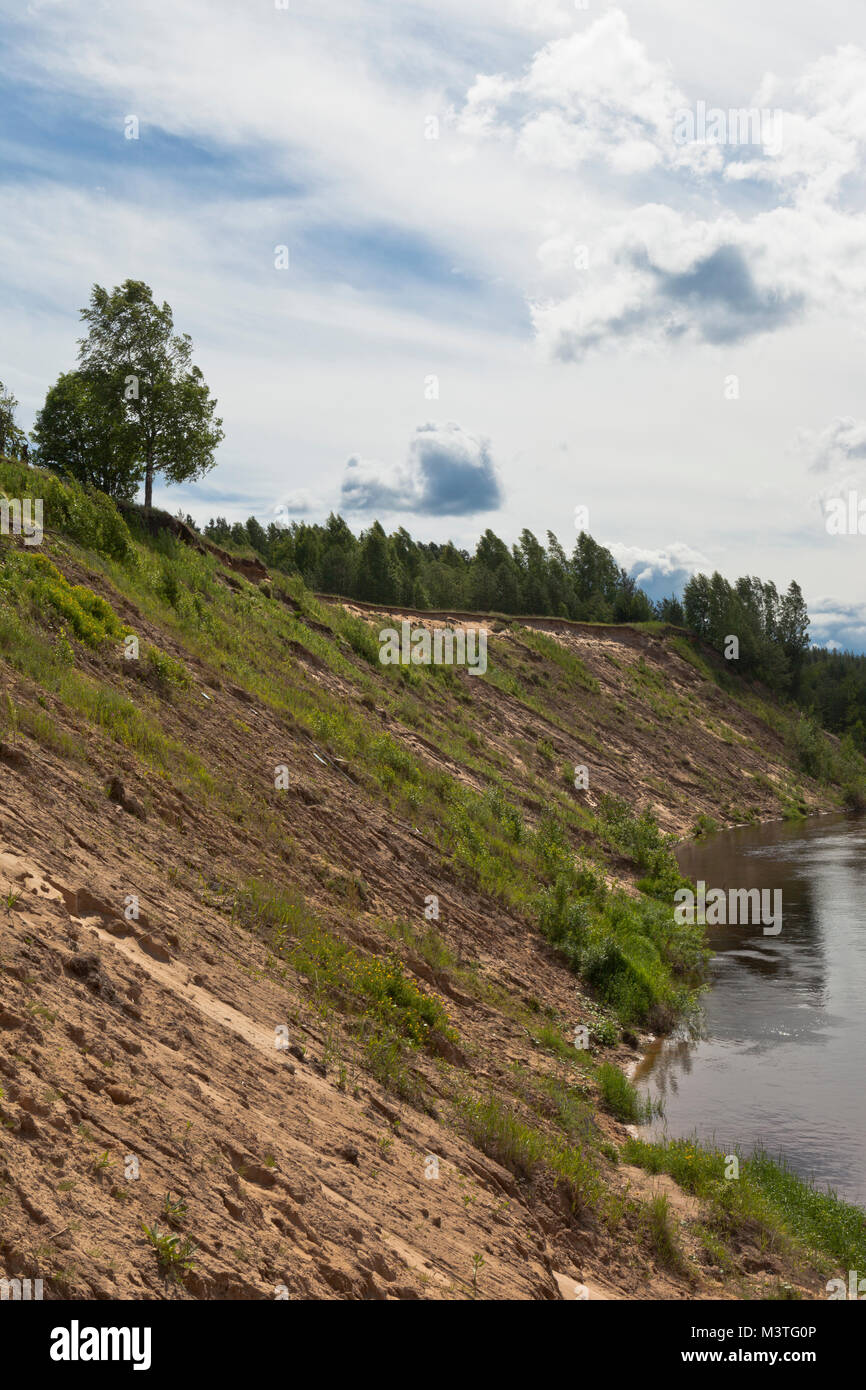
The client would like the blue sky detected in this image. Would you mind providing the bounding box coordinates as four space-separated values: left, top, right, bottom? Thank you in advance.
2 0 866 649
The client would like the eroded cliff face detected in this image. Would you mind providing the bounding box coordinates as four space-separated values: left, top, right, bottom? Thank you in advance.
0 527 837 1300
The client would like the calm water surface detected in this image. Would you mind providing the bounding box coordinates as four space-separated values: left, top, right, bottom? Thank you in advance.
635 811 866 1206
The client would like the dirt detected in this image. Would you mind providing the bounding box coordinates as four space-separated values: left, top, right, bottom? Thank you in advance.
0 546 836 1300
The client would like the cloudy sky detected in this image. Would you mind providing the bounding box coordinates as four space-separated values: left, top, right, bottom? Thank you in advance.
3 0 866 648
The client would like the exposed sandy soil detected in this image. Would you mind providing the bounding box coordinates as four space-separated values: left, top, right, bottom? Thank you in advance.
0 549 837 1300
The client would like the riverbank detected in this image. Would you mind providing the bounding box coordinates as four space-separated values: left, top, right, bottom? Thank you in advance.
626 811 866 1294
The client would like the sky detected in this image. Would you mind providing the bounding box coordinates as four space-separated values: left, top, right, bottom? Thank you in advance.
2 0 866 649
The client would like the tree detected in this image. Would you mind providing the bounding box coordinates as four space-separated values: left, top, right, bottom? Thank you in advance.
570 532 620 611
77 280 224 508
779 580 810 692
245 516 269 558
515 529 550 613
32 371 143 500
318 513 356 595
656 595 685 625
357 521 395 604
683 573 711 636
0 382 27 459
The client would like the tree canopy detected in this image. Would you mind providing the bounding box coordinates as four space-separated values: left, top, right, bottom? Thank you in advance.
33 371 142 500
35 280 223 507
683 571 810 694
203 513 683 627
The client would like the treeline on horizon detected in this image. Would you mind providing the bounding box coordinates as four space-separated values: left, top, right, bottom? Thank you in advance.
199 512 866 744
202 514 669 623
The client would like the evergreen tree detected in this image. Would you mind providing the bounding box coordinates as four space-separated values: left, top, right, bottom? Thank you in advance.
357 521 394 603
779 580 810 691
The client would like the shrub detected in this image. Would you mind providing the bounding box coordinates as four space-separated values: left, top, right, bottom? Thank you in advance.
789 714 831 781
144 644 190 689
26 555 127 648
596 794 683 897
0 459 134 562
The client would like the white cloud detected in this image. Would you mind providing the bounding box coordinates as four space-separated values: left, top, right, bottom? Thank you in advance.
609 541 710 600
792 417 866 474
808 597 866 650
2 0 866 643
457 10 719 178
341 423 503 515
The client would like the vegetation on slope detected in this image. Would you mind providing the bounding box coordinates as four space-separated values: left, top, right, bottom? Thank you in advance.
2 459 866 1298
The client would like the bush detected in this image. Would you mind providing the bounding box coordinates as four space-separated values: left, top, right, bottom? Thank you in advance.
596 794 683 897
0 459 135 563
582 937 655 1020
144 644 190 690
536 875 591 965
25 555 127 648
789 714 832 781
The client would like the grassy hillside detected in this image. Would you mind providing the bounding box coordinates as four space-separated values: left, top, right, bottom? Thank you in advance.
2 459 865 1300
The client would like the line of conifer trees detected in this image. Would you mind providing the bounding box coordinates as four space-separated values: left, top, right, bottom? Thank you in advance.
202 514 678 625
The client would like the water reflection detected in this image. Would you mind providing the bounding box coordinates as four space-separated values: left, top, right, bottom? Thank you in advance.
636 811 866 1205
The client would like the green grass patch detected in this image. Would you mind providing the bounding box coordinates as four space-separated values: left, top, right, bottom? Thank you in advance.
458 1092 601 1211
597 1062 656 1123
623 1135 866 1273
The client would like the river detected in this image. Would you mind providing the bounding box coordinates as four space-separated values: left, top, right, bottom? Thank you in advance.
634 811 866 1207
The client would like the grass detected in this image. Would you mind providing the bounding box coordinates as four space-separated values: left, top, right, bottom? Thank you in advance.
458 1092 601 1211
623 1135 866 1273
516 627 600 692
230 879 456 1103
0 583 213 785
0 459 134 562
597 1062 656 1123
536 1021 581 1060
646 1193 687 1272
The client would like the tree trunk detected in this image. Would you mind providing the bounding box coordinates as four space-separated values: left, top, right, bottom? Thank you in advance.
144 458 153 509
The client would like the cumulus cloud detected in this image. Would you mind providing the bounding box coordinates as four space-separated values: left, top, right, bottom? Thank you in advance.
454 11 866 358
457 11 866 199
649 244 804 345
729 45 866 197
609 542 709 601
458 10 719 179
793 417 866 474
537 232 805 360
340 423 503 516
808 597 866 652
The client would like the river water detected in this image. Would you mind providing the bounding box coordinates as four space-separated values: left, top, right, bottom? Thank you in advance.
635 811 866 1207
